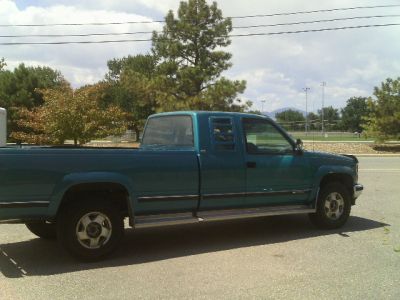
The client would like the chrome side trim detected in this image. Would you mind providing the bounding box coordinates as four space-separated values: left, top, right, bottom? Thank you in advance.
135 212 198 228
203 192 246 199
198 205 315 222
203 189 311 199
0 201 50 208
0 219 25 224
134 205 316 228
354 184 363 199
137 189 311 202
137 195 198 202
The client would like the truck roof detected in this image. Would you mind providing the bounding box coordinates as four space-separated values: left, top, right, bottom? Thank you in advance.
149 111 271 120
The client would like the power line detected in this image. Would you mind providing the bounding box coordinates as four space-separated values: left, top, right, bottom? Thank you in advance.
0 37 152 45
230 4 400 19
0 30 154 38
0 23 398 45
230 23 400 37
0 4 399 27
0 20 163 27
233 14 400 29
2 14 399 38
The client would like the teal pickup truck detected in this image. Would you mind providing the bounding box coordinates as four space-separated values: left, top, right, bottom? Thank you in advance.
0 111 363 260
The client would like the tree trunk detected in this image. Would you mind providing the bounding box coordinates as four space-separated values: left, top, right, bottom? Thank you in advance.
134 128 140 142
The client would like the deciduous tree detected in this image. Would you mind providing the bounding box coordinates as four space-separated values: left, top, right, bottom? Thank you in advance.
340 97 369 132
275 109 305 123
12 83 127 145
365 78 400 141
318 106 340 130
0 63 65 138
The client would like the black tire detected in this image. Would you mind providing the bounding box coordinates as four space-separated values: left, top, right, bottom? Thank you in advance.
57 200 124 262
26 221 57 239
309 182 351 229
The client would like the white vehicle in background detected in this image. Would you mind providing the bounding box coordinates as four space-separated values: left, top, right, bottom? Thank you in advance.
0 108 6 147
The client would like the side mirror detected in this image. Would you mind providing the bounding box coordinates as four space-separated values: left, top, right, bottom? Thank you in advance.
295 138 303 153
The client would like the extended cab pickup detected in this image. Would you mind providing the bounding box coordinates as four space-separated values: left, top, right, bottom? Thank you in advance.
0 111 363 260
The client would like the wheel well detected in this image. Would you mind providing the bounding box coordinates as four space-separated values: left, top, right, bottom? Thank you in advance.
320 173 354 196
58 182 130 218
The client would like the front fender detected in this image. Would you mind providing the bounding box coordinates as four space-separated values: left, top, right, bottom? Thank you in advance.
47 172 135 217
309 165 355 202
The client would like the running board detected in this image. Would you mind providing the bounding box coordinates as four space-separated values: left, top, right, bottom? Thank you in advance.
134 205 315 228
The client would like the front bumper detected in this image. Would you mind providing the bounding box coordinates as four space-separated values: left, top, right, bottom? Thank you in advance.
354 184 363 199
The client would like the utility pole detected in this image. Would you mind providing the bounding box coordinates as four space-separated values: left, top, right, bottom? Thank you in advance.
321 82 326 135
303 87 310 135
261 100 266 113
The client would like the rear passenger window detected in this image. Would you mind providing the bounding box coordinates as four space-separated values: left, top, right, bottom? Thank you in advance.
211 117 235 151
141 115 194 148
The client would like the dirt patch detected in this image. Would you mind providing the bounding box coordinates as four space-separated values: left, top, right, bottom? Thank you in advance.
303 142 400 154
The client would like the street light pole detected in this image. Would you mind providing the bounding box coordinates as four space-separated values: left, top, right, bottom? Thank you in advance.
261 100 266 113
321 82 326 135
303 87 310 135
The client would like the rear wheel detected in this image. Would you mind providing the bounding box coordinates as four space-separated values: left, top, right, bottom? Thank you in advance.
26 221 57 239
57 200 124 261
309 182 351 229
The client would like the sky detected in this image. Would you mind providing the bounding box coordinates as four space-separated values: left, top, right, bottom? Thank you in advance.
1 0 400 112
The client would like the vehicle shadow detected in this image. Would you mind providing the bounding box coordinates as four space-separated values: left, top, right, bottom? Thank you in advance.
0 215 387 278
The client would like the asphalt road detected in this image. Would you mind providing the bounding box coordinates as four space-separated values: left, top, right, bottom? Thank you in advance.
1 157 399 299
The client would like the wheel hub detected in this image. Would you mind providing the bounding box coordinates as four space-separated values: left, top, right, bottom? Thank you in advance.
86 222 102 238
75 212 112 249
330 200 338 211
324 192 345 220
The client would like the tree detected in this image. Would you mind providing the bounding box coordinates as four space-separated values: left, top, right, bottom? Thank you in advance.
102 54 158 140
275 109 305 123
307 112 320 130
275 109 305 131
340 97 369 132
151 0 248 111
246 109 263 115
11 83 127 145
0 63 65 138
318 106 340 130
365 78 400 140
0 58 5 71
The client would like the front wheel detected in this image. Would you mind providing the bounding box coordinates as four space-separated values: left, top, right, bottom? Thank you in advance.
309 182 351 229
57 201 124 261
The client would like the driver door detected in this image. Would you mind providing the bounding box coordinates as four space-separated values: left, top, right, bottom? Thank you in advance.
242 118 313 207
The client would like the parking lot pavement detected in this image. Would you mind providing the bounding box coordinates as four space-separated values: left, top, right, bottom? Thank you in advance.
0 157 399 299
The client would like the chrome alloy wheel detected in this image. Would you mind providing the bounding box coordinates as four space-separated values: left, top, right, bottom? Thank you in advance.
75 212 112 249
324 192 345 220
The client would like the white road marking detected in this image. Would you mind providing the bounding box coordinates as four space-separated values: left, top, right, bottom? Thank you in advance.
359 169 400 171
0 247 28 276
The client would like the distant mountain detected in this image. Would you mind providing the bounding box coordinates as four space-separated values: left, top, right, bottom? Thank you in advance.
262 107 307 119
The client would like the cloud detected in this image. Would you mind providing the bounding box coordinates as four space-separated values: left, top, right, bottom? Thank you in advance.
1 0 159 86
3 0 400 110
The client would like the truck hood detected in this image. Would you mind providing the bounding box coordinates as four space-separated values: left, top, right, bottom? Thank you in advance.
303 150 357 166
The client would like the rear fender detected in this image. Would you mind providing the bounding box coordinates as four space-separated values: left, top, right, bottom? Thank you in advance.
47 172 135 218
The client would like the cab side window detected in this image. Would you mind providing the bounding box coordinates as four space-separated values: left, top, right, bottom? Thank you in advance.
242 118 293 154
211 117 235 151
